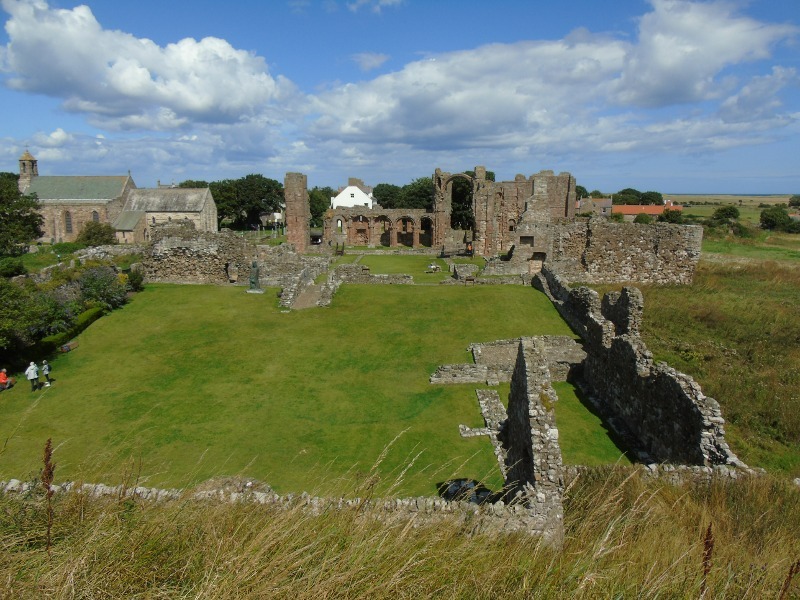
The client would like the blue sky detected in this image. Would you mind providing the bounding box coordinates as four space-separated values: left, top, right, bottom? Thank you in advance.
0 0 798 193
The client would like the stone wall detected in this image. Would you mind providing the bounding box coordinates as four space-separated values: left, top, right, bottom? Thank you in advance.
142 222 250 285
498 338 564 542
534 267 743 467
430 336 585 385
285 173 310 253
549 219 703 284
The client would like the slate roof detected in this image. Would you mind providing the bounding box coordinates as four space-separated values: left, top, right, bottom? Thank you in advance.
124 188 211 212
112 211 146 231
26 176 131 202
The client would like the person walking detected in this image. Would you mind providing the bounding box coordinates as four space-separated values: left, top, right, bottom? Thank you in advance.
42 360 52 387
24 361 39 392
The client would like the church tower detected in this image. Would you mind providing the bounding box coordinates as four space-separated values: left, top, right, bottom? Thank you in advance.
18 149 38 193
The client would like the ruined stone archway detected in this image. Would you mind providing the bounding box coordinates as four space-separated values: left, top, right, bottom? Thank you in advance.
395 216 416 247
420 216 433 247
374 215 392 247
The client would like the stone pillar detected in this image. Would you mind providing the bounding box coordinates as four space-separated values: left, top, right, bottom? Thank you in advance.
284 173 310 253
412 224 419 248
500 337 564 543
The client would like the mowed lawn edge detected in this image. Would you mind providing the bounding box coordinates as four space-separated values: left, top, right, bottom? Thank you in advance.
0 281 623 496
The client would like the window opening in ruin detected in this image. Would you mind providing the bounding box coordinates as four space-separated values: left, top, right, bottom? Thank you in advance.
337 219 343 233
520 236 534 246
64 211 72 234
92 211 100 222
397 217 414 247
152 216 156 224
420 216 433 247
508 219 516 232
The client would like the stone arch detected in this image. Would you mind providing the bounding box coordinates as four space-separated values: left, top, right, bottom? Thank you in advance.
349 214 370 246
420 216 434 247
395 216 416 247
374 215 392 247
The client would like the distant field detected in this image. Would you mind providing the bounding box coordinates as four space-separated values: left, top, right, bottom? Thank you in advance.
0 281 626 496
667 194 791 206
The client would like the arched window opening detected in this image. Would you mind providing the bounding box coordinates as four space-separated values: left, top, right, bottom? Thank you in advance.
92 211 100 223
64 211 73 234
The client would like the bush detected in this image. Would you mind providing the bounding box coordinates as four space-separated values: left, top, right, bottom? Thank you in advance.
633 213 653 224
37 307 105 354
789 195 800 208
608 213 624 223
51 241 86 254
658 209 684 224
0 257 26 277
127 268 145 292
760 206 793 231
79 266 127 310
75 222 117 246
712 205 740 221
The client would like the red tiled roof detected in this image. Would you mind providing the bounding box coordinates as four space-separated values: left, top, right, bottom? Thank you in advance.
612 203 683 215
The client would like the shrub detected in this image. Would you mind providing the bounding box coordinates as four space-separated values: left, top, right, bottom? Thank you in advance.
76 221 117 246
79 266 127 310
0 257 26 277
127 268 145 292
658 209 684 224
633 213 653 224
712 205 740 221
51 241 86 255
608 213 624 223
789 195 800 208
760 206 793 231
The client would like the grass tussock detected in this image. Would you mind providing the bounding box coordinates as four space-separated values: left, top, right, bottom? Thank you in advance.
1 469 798 598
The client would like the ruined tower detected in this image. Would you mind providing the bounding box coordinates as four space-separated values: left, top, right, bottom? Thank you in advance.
284 172 310 252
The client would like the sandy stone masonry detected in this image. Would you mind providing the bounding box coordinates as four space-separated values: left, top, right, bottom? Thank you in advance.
535 266 744 468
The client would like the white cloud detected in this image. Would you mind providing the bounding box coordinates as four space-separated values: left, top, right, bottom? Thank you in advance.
308 0 797 162
346 0 403 14
0 0 301 130
352 52 390 72
613 0 797 107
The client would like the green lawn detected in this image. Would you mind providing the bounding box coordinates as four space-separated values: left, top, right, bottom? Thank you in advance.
0 282 624 496
359 254 452 283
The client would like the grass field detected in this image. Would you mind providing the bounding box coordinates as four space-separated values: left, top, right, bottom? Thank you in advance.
0 280 627 496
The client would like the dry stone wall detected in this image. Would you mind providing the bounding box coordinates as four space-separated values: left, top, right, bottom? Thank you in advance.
143 222 250 284
549 219 703 284
534 266 743 467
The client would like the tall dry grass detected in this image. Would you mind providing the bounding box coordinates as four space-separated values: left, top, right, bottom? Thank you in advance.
1 468 797 598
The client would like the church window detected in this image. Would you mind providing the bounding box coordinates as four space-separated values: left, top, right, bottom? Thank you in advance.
64 212 73 234
92 211 100 222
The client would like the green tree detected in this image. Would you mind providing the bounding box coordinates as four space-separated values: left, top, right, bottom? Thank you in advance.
178 180 209 188
209 179 239 226
788 195 800 208
760 206 792 231
640 191 663 205
308 186 334 227
373 183 402 208
76 221 117 246
711 206 740 222
575 185 588 198
0 172 43 256
589 190 605 198
633 213 654 224
658 209 684 224
236 174 283 228
400 177 434 210
613 188 642 205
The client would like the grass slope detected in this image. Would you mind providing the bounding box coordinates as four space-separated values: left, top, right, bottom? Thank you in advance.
1 283 617 496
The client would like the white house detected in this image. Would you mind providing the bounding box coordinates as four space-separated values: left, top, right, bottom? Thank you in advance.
331 180 376 210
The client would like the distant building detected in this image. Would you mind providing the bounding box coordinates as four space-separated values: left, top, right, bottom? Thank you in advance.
612 200 683 222
17 150 217 243
331 177 376 210
576 197 612 216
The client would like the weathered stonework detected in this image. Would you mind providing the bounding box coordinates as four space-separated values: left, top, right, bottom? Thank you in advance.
284 172 311 253
535 266 743 467
498 338 564 542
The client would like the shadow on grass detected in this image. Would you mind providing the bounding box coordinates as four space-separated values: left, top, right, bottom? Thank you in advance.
570 381 638 464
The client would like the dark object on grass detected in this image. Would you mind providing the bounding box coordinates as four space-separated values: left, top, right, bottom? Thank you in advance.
437 479 495 504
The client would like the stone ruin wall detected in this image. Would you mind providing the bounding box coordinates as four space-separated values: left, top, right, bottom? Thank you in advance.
534 266 743 467
548 220 703 285
284 172 310 253
142 222 250 284
498 338 564 542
